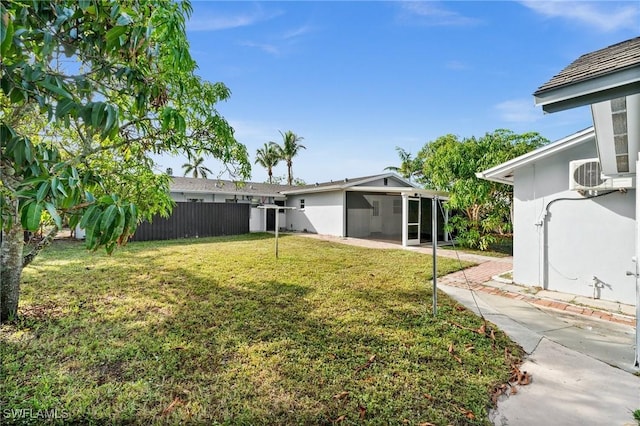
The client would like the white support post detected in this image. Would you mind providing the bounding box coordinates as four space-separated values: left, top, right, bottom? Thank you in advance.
432 196 438 317
275 209 279 258
401 194 408 247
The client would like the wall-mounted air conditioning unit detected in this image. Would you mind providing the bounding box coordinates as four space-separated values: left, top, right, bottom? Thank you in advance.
569 158 635 191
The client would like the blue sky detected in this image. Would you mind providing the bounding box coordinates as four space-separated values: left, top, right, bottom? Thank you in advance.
157 1 640 184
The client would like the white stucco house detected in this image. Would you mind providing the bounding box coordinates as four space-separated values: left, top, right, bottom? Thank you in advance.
169 177 290 233
280 173 447 246
477 37 640 364
169 173 447 247
478 127 635 305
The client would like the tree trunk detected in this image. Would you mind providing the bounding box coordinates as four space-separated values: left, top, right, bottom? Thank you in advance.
1 219 25 322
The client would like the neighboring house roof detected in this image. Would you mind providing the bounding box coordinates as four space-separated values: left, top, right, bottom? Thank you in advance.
533 37 640 113
170 176 292 198
280 172 419 195
170 173 447 199
476 127 595 185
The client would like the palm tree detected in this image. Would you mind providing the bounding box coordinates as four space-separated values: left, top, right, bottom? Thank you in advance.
182 156 212 179
274 130 306 185
255 142 281 184
385 147 422 182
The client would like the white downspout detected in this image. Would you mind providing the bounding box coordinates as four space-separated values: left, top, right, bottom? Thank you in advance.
536 210 548 290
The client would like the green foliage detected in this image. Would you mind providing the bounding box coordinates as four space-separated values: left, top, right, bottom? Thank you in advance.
255 142 281 184
418 130 547 250
273 130 306 186
181 156 213 179
633 408 640 424
385 146 423 181
0 0 250 253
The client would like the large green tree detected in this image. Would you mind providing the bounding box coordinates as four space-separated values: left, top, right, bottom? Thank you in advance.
274 130 305 186
255 142 280 184
417 129 547 250
0 0 250 321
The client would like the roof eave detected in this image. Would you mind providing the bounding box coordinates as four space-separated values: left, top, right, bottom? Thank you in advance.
476 127 595 184
349 186 449 198
170 189 287 198
534 67 640 113
280 185 343 195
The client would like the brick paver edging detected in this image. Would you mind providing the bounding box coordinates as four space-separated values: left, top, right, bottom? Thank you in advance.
441 269 636 328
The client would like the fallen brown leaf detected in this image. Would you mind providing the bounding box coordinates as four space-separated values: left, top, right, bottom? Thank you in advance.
509 365 532 386
418 422 436 426
447 343 462 363
423 393 435 401
333 414 346 423
358 404 366 420
491 383 509 404
355 354 377 372
333 391 349 400
161 397 182 416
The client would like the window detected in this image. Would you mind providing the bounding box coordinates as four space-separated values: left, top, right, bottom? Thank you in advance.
383 178 388 186
393 199 402 214
187 198 203 203
300 199 305 209
372 200 380 217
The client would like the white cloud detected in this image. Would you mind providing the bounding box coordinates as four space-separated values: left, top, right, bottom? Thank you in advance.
495 99 543 123
397 1 481 26
187 6 283 32
445 60 469 71
520 1 640 32
241 24 315 56
238 41 281 55
282 25 315 40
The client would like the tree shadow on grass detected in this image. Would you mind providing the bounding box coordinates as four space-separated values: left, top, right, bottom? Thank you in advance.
2 240 514 426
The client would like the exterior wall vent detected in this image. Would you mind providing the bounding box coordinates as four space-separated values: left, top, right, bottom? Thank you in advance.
569 158 635 191
591 93 640 177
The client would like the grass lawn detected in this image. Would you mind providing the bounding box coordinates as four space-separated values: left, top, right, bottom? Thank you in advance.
1 234 523 425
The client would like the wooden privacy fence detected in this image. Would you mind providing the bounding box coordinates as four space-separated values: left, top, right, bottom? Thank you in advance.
131 202 250 242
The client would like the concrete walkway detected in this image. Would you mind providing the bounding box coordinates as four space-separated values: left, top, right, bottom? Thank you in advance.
297 234 640 425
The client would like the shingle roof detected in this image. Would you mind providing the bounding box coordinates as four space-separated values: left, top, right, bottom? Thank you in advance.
170 177 292 196
534 37 640 96
295 174 396 190
170 173 415 197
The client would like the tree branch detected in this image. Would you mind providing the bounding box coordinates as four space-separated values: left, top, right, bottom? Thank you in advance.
22 227 59 268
